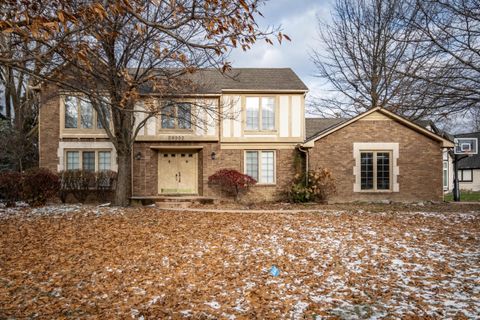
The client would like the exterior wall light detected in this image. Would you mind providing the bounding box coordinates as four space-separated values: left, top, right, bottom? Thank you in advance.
211 152 216 160
135 151 142 160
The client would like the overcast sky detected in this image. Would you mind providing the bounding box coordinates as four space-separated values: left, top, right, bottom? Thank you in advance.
230 0 333 104
229 0 475 132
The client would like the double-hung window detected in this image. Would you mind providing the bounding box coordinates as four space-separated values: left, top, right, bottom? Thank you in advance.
360 151 391 191
161 102 192 130
64 96 110 130
65 150 112 171
245 97 275 131
245 150 275 184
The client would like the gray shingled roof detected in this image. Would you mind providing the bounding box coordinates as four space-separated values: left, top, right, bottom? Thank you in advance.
305 118 346 140
455 132 480 169
140 68 309 94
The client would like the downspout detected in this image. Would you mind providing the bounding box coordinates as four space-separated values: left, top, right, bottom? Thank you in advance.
297 145 309 186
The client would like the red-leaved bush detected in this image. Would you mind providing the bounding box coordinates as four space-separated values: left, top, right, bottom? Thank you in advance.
208 169 256 201
0 171 23 207
22 168 60 206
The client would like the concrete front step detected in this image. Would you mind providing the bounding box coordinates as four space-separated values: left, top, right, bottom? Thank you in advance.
130 195 216 207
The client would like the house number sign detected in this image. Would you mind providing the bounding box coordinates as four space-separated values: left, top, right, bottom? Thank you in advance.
168 135 185 141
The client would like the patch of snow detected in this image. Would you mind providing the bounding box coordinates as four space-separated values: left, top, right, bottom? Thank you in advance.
205 300 221 309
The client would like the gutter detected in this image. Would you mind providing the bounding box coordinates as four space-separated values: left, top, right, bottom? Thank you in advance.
297 144 309 186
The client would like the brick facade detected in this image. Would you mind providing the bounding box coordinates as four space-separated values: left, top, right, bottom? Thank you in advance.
38 85 60 172
132 142 299 201
309 119 444 202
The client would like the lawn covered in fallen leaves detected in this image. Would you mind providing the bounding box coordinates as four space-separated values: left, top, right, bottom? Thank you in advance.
1 206 479 319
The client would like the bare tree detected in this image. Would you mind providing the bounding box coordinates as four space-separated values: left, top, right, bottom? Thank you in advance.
0 34 42 171
310 0 459 120
1 1 286 206
406 0 480 119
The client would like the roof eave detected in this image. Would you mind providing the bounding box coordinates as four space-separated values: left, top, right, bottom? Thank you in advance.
221 89 308 93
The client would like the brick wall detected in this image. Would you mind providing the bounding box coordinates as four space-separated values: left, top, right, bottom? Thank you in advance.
309 119 444 202
132 142 299 201
38 85 60 172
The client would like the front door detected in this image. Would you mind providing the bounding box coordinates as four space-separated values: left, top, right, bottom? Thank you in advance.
158 151 198 194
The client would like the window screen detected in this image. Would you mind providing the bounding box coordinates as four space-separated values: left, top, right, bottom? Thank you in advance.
261 151 275 183
66 151 80 170
261 97 275 130
161 104 175 129
177 103 192 129
245 151 259 181
80 100 93 129
97 100 110 129
82 151 95 171
246 97 259 130
98 151 111 171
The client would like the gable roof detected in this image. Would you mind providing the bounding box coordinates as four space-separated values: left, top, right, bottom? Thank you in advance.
455 131 480 169
303 107 454 148
140 68 309 95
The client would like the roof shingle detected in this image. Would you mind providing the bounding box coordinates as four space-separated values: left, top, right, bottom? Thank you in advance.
305 118 346 140
140 68 309 94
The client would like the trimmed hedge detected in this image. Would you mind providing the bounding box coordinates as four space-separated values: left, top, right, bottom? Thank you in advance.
59 170 117 203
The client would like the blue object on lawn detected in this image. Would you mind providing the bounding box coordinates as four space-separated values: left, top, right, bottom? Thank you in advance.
270 265 280 277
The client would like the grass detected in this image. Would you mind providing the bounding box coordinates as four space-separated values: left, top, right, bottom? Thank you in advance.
444 190 480 202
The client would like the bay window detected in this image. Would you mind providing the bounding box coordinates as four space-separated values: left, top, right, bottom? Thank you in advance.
245 150 275 184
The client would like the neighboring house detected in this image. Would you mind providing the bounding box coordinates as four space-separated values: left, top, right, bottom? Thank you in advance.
449 132 480 192
413 120 454 193
38 68 454 202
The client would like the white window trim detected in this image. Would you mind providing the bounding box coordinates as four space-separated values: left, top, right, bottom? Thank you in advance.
57 141 117 172
244 150 276 185
353 143 399 192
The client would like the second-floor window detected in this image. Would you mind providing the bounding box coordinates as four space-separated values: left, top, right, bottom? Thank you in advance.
245 97 275 131
161 103 192 130
64 96 110 130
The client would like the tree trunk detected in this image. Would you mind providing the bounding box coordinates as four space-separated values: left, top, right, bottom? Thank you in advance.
114 149 132 206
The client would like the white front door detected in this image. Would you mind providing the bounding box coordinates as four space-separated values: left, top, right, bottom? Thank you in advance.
158 151 198 194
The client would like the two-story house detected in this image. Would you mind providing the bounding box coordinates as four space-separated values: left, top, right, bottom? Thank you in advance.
39 68 308 201
39 68 454 203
